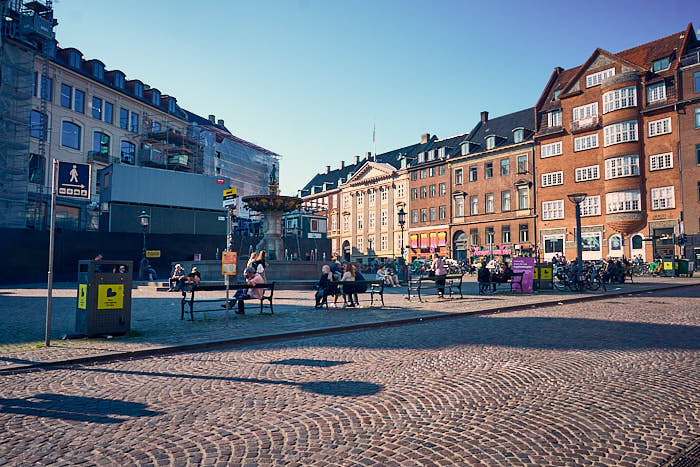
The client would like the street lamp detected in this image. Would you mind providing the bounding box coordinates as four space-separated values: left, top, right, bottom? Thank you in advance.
368 237 373 256
137 210 151 280
397 207 406 282
567 193 587 290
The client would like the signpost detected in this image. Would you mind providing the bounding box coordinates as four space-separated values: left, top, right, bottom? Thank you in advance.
222 188 238 326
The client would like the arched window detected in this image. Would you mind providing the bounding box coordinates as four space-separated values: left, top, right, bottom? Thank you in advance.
631 234 643 250
609 235 622 251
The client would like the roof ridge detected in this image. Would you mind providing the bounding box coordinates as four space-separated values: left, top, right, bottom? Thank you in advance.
613 29 685 58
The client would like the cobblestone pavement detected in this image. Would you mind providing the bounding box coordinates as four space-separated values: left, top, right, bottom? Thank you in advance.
0 287 698 466
0 276 698 371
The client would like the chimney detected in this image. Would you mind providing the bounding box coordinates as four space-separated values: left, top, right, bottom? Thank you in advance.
217 119 225 127
353 155 360 165
365 151 372 160
208 114 216 123
421 133 430 144
340 160 345 169
481 111 489 123
325 165 330 174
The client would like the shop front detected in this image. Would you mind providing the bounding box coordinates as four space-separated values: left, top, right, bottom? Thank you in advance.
408 230 449 260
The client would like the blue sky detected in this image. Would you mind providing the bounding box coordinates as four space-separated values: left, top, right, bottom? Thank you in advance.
54 0 698 195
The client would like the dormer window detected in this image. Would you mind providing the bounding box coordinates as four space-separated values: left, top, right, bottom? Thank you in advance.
652 57 670 72
513 128 524 143
427 150 435 161
114 72 125 89
438 147 445 158
417 152 425 163
460 142 469 156
151 90 160 106
552 90 561 101
92 62 104 80
168 98 176 113
69 51 81 69
133 82 143 98
485 135 496 150
547 109 562 127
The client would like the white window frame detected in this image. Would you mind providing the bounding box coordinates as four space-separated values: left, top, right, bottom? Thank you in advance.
486 136 495 150
343 216 349 231
485 193 495 213
331 216 337 231
580 195 601 217
650 186 675 210
396 184 404 198
649 152 673 171
572 102 598 122
575 165 600 182
540 141 562 158
547 109 562 127
380 235 387 251
647 117 671 137
454 197 464 217
606 190 641 213
380 187 388 201
605 155 639 180
470 195 479 215
586 67 615 88
541 200 564 220
574 133 599 152
603 86 637 113
357 214 363 229
541 171 564 187
343 195 349 208
604 120 638 147
647 82 666 103
368 190 375 204
357 237 363 252
356 192 363 206
368 212 375 229
380 209 387 226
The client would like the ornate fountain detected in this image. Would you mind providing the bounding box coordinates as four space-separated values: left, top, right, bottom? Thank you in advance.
242 166 302 261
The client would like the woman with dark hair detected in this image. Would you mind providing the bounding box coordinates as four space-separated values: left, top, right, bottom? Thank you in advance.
340 263 356 308
253 250 267 281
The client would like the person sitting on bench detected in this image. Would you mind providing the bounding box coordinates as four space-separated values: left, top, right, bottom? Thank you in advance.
315 265 337 308
229 267 264 315
477 261 491 295
169 264 186 292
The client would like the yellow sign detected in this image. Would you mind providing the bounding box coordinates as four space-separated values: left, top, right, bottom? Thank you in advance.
663 261 673 270
97 284 124 309
146 250 161 258
533 268 539 280
540 267 552 280
223 188 237 197
222 251 238 276
78 284 87 309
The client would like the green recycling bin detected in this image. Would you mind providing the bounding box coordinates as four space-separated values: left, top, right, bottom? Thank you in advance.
676 258 690 277
76 260 133 336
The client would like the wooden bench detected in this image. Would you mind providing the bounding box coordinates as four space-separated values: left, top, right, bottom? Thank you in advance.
479 272 525 294
407 274 464 302
323 280 385 308
181 282 275 320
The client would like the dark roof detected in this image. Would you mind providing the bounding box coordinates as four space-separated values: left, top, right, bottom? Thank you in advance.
183 109 229 132
459 107 535 154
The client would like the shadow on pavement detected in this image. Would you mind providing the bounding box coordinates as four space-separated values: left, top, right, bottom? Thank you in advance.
0 393 161 423
269 358 351 367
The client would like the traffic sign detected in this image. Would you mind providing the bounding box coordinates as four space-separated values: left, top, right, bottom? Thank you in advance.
223 188 237 197
223 187 238 208
57 161 91 199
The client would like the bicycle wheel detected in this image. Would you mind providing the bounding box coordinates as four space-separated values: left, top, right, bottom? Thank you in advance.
553 274 568 291
586 276 601 291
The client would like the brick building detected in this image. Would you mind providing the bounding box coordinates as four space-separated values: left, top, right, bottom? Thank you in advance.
535 25 697 261
449 109 536 262
407 133 466 260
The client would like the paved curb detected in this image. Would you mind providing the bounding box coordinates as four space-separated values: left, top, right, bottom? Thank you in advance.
2 282 697 374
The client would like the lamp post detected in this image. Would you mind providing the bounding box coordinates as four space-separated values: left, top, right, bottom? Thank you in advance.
397 207 406 282
567 193 587 290
137 211 151 280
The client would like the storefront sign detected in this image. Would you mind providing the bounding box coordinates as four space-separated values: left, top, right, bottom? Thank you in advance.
471 248 512 256
511 257 535 293
146 250 161 258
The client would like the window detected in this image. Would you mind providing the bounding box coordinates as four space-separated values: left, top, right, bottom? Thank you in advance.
343 215 350 231
93 62 104 80
632 235 643 249
420 187 427 199
575 165 600 182
454 168 463 185
357 237 363 252
420 169 427 179
652 57 670 72
113 72 125 89
519 224 529 242
420 209 427 222
547 109 562 127
540 171 563 187
646 82 666 103
411 188 418 200
586 67 615 87
572 102 598 121
650 186 675 210
331 217 337 231
380 187 388 201
604 120 638 146
501 191 511 211
380 235 387 251
410 209 418 223
648 117 671 137
486 136 495 150
61 121 81 149
368 212 375 229
485 227 494 243
368 190 375 204
484 162 493 179
40 75 52 101
649 152 673 171
397 184 404 198
168 99 176 113
119 108 128 129
74 89 85 113
605 155 639 179
92 132 110 155
438 165 445 175
603 86 636 113
357 214 363 229
542 200 564 220
553 90 561 101
517 186 529 209
695 71 700 92
470 195 479 215
540 141 562 158
697 144 700 164
357 192 363 205
454 197 464 217
30 110 46 139
469 165 477 182
92 97 102 120
470 229 479 246
513 128 524 143
438 183 446 196
502 226 511 243
485 193 494 213
28 153 45 184
696 108 700 128
418 152 425 163
152 90 160 106
69 51 81 68
460 142 469 155
120 141 135 164
429 207 437 221
580 195 601 217
60 84 72 108
104 102 113 124
500 159 510 176
133 82 143 98
130 112 139 133
574 133 598 152
606 190 641 213
438 147 445 158
429 184 436 198
428 167 435 177
411 171 417 181
343 194 349 208
439 205 446 220
381 210 387 226
517 155 527 174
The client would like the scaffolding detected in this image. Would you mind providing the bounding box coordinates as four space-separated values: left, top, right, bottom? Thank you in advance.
136 113 205 174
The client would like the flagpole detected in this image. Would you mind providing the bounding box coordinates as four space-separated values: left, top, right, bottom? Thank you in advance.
372 123 376 160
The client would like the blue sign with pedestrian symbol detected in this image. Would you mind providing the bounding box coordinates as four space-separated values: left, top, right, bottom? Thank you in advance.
57 161 91 199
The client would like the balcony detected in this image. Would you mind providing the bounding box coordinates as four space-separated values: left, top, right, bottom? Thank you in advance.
87 151 110 164
570 115 600 134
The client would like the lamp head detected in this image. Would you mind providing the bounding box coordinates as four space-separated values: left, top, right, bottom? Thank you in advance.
567 193 587 204
137 211 151 227
397 207 406 226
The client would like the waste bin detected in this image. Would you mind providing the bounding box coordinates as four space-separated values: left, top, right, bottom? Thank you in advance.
533 263 553 290
76 260 133 336
661 255 675 277
677 258 691 277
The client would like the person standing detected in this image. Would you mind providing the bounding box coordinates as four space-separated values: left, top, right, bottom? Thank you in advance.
430 255 447 297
